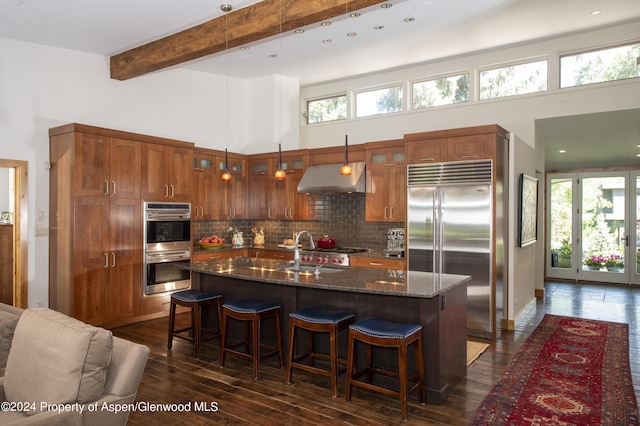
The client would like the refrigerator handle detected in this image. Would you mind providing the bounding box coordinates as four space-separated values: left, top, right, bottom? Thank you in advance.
436 189 444 288
433 190 441 277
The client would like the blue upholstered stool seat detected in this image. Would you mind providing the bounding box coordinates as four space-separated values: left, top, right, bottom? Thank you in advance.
171 289 222 303
345 317 425 420
223 299 281 314
350 318 422 339
290 307 355 325
220 298 284 379
167 289 223 359
286 306 355 397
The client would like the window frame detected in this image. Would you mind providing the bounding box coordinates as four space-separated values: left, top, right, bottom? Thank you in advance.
305 93 347 125
558 40 640 89
353 83 405 118
477 58 549 101
410 71 471 110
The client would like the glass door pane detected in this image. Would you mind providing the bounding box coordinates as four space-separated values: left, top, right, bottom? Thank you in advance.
579 173 628 284
632 172 640 285
547 175 575 280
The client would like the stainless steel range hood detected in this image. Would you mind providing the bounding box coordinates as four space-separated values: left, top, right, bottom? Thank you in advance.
297 162 366 194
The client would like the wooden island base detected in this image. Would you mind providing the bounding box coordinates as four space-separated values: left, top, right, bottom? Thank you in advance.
192 268 467 404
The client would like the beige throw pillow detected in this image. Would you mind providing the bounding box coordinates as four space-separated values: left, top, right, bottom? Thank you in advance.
3 308 112 414
0 310 19 370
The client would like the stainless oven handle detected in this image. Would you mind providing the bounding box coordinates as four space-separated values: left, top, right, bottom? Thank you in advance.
146 251 190 263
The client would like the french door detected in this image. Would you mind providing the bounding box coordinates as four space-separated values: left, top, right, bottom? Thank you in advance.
546 171 640 285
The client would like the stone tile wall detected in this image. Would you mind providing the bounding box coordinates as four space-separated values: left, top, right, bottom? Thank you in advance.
192 193 403 251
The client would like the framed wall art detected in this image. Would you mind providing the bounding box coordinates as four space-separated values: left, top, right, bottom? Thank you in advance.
518 173 539 247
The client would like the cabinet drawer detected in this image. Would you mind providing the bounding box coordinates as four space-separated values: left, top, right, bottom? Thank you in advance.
142 293 172 315
192 250 238 262
350 256 406 269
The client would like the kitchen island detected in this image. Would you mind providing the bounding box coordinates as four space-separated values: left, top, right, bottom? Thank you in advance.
189 256 469 404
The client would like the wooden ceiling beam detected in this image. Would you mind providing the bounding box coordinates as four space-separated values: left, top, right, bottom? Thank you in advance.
110 0 388 81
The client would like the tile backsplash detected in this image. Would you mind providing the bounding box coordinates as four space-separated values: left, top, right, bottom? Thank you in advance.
192 193 403 251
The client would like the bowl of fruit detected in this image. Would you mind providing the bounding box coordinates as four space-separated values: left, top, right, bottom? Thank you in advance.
198 235 225 249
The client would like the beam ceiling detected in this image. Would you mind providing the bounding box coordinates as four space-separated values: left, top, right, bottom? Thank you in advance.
110 0 388 81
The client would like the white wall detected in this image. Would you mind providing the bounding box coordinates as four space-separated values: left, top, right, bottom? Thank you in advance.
0 37 252 307
300 21 640 323
0 20 639 317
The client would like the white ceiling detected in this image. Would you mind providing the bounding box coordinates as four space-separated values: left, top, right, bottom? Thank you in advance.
1 0 639 168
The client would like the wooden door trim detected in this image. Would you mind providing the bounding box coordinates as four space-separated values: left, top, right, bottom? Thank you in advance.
0 159 28 308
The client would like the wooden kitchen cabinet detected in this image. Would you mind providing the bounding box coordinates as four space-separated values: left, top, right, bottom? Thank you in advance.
192 148 218 220
49 124 148 327
248 155 273 219
0 225 13 305
247 249 295 261
365 139 406 222
247 150 309 220
350 255 406 270
141 141 193 201
192 249 238 263
405 127 495 164
216 152 247 219
273 150 309 220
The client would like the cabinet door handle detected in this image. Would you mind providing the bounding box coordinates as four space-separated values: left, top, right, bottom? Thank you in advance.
104 180 109 196
383 163 396 167
384 206 388 220
112 181 116 196
289 207 293 218
104 253 109 268
268 207 271 218
112 252 116 267
164 184 169 198
233 208 236 218
419 158 435 162
389 206 394 220
170 184 175 198
369 262 383 266
462 155 478 159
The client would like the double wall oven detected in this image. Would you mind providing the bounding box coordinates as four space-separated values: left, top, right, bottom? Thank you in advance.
143 202 191 295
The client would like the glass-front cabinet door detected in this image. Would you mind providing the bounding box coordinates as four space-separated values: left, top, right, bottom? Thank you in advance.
547 171 639 285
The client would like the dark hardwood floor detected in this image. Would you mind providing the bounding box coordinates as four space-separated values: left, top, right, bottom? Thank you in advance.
112 281 640 425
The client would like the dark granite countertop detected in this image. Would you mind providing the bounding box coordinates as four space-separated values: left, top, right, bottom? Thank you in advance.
188 256 469 299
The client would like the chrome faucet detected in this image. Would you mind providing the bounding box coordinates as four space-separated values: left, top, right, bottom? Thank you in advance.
292 230 315 271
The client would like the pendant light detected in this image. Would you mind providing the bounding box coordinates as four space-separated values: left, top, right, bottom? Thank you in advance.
275 143 286 180
340 0 352 176
221 148 232 182
221 3 233 182
273 0 287 181
340 135 352 175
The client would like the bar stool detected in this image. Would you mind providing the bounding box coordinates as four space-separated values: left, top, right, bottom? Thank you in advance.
220 299 284 379
167 289 223 359
345 318 425 421
286 307 355 397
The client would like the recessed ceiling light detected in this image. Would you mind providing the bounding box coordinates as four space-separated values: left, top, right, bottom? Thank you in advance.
322 39 332 44
558 150 566 154
268 54 278 59
404 17 415 23
374 25 384 30
381 3 393 9
347 32 357 37
321 21 331 27
294 29 305 34
239 46 249 51
349 12 361 18
590 10 602 15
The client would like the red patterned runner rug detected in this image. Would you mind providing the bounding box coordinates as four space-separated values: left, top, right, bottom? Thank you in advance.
470 314 638 425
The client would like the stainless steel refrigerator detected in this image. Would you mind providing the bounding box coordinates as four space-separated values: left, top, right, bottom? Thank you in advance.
407 160 498 340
